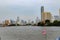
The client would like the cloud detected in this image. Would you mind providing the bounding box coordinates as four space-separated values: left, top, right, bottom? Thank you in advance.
0 0 54 6
0 0 60 21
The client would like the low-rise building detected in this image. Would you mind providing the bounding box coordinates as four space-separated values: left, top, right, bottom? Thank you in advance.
4 19 10 26
54 16 60 21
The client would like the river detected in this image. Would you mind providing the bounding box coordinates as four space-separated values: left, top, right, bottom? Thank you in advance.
0 26 60 40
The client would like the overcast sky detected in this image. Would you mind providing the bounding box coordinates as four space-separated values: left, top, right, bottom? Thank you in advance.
0 0 60 21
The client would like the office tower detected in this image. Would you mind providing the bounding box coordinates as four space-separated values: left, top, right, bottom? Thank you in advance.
17 17 19 22
21 20 25 25
28 20 30 24
41 6 44 13
42 12 52 22
59 9 60 16
41 6 44 21
10 20 16 24
36 17 40 24
31 21 34 25
16 16 20 25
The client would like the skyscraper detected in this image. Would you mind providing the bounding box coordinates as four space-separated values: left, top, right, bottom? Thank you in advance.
36 17 40 24
59 9 60 16
16 16 20 25
17 17 19 22
41 6 44 21
41 6 44 13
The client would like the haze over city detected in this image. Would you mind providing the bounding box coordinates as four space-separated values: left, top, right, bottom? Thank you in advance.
0 0 60 40
0 0 60 22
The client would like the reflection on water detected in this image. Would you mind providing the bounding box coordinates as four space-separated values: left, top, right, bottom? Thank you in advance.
0 37 1 40
0 26 60 40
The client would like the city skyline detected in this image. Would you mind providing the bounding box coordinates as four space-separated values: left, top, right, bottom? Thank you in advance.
0 0 60 22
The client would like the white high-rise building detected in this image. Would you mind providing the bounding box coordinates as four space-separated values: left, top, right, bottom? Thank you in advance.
36 17 40 24
59 9 60 16
16 17 20 25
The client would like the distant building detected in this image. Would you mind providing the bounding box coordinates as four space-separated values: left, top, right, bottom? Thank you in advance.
54 9 60 21
4 19 10 26
53 9 60 21
27 20 31 24
51 16 55 22
20 20 26 25
41 6 44 21
36 17 40 24
16 17 20 25
59 9 60 16
10 20 16 24
31 21 34 25
54 16 60 21
41 12 52 22
41 6 44 14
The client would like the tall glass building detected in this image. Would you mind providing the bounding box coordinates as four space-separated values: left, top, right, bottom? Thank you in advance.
41 6 44 21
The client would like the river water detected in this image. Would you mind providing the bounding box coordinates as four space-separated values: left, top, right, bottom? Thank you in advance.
0 26 60 40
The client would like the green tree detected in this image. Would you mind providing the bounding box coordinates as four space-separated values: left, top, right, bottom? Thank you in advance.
37 22 45 26
53 20 60 26
45 20 51 26
45 20 50 23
